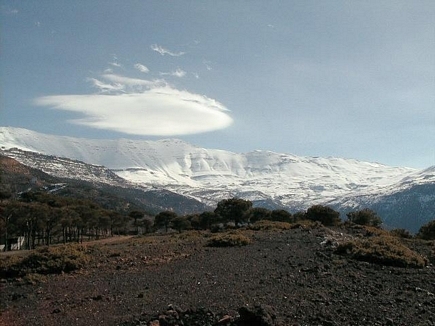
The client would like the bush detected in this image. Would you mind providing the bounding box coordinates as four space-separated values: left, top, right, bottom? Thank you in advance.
270 209 292 223
417 220 435 240
346 209 382 227
335 236 426 268
305 205 341 226
0 244 90 278
206 232 251 247
390 228 412 239
250 220 292 231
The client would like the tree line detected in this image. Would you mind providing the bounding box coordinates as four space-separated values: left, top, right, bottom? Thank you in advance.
2 189 435 251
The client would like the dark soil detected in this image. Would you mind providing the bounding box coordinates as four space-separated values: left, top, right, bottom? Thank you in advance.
1 225 435 326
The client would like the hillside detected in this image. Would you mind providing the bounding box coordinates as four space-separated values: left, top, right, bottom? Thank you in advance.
0 154 209 216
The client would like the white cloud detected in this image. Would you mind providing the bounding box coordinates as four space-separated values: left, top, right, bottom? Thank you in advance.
87 78 125 93
134 63 150 73
34 75 232 136
160 68 186 78
101 74 165 90
172 68 186 78
1 6 18 14
109 62 122 67
203 60 212 71
151 44 185 57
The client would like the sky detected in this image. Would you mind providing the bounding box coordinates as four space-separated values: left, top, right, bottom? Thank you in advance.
1 1 434 169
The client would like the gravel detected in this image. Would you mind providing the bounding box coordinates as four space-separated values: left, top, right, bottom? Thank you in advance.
1 226 434 326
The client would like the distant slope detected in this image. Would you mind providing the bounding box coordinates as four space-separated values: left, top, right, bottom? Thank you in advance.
0 153 210 216
1 126 434 231
329 167 435 233
0 126 416 206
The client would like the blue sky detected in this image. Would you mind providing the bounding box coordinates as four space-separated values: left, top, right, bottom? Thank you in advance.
1 1 434 168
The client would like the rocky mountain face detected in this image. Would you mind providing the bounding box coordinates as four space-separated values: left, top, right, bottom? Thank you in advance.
1 126 434 232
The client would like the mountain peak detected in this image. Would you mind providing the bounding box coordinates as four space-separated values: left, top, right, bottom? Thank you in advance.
1 126 434 231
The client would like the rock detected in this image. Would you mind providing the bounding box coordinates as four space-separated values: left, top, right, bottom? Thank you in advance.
237 304 276 326
386 317 394 325
217 315 233 324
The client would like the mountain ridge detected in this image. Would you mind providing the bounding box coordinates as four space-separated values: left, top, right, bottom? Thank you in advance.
1 126 434 231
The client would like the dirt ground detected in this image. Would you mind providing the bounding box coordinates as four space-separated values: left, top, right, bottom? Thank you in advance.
1 226 434 326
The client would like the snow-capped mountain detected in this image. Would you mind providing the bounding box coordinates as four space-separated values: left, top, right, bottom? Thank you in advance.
1 126 434 231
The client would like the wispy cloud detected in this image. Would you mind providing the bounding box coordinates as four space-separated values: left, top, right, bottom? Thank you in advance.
134 63 150 73
101 74 165 90
1 6 18 15
87 78 125 93
34 74 232 136
203 60 213 71
160 68 186 78
109 62 122 68
172 68 186 78
151 44 185 57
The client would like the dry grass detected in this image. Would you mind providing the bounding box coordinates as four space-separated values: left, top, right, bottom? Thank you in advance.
206 232 252 247
0 244 90 278
250 220 292 231
335 236 427 268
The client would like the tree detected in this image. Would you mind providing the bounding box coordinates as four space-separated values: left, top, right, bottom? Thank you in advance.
186 214 201 230
129 210 144 234
293 211 306 222
154 211 177 232
245 207 271 224
417 220 435 240
170 216 191 233
270 209 292 223
199 211 220 230
141 218 153 234
214 198 253 226
346 208 382 227
42 207 61 245
305 205 341 226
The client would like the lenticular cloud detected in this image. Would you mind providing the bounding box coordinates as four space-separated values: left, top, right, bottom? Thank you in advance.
34 75 233 136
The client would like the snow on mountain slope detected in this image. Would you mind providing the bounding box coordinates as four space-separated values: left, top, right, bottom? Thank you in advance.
0 126 419 208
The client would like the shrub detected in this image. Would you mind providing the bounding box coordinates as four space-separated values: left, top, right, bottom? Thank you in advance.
335 236 426 268
214 198 253 226
417 220 435 240
290 220 323 229
270 209 292 223
170 216 191 233
346 209 382 227
206 232 251 247
358 225 391 237
0 244 90 278
250 220 292 231
390 228 412 239
305 205 341 226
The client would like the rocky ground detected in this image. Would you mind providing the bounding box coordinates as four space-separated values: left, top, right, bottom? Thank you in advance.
1 224 435 326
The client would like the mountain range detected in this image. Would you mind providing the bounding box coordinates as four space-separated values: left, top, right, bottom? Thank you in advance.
1 126 434 232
